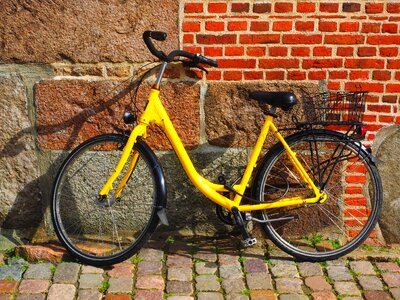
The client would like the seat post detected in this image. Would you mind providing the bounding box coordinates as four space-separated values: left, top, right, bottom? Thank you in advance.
266 106 278 118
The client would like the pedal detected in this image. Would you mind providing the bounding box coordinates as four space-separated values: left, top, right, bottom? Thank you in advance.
242 237 257 247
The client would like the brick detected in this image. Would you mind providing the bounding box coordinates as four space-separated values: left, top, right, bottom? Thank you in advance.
250 21 269 31
205 21 224 31
244 71 263 80
231 3 249 13
382 23 398 33
297 2 316 13
275 2 293 13
368 36 400 45
292 47 310 56
362 23 380 33
224 71 242 80
343 3 361 12
325 35 365 44
350 71 369 80
197 34 236 44
224 46 244 56
283 34 322 44
296 21 314 31
184 3 203 13
273 21 292 31
218 59 256 69
320 3 339 13
303 59 343 69
204 47 223 57
253 3 271 13
260 58 299 69
182 22 200 32
247 46 266 56
345 59 384 69
182 46 201 53
387 3 400 13
269 46 288 56
288 71 306 80
337 47 354 56
183 34 194 44
208 2 227 13
329 71 348 79
309 71 327 80
265 71 285 80
240 34 280 44
366 3 384 14
340 22 359 32
373 71 391 81
358 47 376 57
319 21 337 32
388 60 400 69
206 71 221 80
314 47 332 56
228 21 247 31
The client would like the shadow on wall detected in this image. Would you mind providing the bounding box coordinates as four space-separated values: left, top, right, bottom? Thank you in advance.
1 78 242 243
0 78 140 240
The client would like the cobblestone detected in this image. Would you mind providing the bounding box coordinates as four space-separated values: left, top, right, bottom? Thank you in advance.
279 294 307 300
363 291 392 300
275 278 303 294
334 281 362 296
243 259 267 273
376 263 400 273
298 262 323 277
53 263 80 284
271 263 299 278
326 266 353 281
78 273 103 289
77 289 102 300
134 289 163 300
221 278 245 293
304 276 332 291
383 273 400 287
250 290 276 300
23 263 53 280
135 275 164 290
47 284 76 300
108 278 133 293
18 279 50 294
358 275 384 291
195 274 220 292
246 272 273 290
137 261 162 275
349 261 375 275
166 280 193 295
197 292 224 300
219 265 242 279
168 267 192 281
195 262 218 275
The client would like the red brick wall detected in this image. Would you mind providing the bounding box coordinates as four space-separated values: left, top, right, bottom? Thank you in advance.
181 1 400 141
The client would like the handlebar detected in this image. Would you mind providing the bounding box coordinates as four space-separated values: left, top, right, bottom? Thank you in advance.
143 30 218 68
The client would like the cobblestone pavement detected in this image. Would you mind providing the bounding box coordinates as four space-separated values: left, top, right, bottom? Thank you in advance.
0 236 399 300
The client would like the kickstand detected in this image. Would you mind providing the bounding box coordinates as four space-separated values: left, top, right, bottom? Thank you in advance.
231 207 257 247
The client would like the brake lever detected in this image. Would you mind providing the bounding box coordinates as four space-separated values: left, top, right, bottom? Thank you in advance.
181 60 208 74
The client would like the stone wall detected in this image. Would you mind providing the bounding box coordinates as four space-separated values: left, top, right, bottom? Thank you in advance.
0 1 399 242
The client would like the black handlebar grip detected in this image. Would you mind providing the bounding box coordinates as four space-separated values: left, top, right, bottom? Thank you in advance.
150 31 167 41
198 55 218 68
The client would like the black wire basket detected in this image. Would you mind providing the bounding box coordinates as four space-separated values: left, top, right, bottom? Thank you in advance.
293 91 368 127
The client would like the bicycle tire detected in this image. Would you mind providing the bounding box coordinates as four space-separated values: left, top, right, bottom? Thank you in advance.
51 134 166 266
253 129 382 261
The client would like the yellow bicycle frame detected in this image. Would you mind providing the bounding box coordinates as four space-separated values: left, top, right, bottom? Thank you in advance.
99 87 327 212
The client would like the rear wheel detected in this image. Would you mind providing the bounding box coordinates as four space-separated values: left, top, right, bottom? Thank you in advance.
52 134 166 266
254 130 382 261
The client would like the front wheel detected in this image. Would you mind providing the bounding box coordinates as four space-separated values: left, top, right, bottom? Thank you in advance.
253 130 382 261
51 134 166 266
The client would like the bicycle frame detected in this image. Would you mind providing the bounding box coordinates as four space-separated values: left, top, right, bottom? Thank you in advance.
99 65 327 212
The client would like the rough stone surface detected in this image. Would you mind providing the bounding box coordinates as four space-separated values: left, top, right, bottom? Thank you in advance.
375 125 400 243
382 273 400 288
166 280 193 295
197 292 224 300
271 263 299 278
18 279 50 294
279 294 307 300
81 266 104 274
135 275 164 290
0 280 18 293
0 1 178 63
304 276 332 291
221 278 245 294
250 290 277 300
205 82 319 147
363 291 392 300
349 261 375 275
77 289 102 300
36 80 200 150
298 262 323 277
78 273 103 289
246 273 273 290
23 263 53 280
195 262 218 275
138 248 164 262
107 278 133 293
0 74 41 229
326 266 353 281
168 267 193 281
133 290 163 300
47 284 76 300
0 264 25 280
53 262 80 283
275 278 303 294
358 275 384 291
195 275 220 292
334 281 361 296
311 291 337 300
15 244 69 263
137 261 162 275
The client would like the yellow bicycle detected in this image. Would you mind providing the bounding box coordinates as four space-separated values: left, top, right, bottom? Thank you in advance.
52 31 382 266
